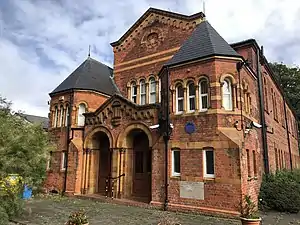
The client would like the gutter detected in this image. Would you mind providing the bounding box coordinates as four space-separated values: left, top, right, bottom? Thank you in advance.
163 66 170 211
283 93 293 170
256 47 269 174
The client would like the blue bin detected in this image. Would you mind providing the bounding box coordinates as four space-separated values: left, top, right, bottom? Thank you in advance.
22 185 32 199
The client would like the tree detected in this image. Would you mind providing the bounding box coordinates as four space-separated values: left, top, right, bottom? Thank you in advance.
0 96 53 221
269 62 300 121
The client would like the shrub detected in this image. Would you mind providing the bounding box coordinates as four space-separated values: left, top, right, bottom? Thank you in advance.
0 205 9 225
259 169 300 213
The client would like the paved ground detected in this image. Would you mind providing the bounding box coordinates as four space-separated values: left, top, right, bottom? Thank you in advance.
14 195 300 225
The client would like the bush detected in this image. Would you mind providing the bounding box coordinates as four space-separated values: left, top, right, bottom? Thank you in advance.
0 206 9 225
259 169 300 213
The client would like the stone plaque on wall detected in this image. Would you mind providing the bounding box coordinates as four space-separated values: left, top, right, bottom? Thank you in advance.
180 181 204 200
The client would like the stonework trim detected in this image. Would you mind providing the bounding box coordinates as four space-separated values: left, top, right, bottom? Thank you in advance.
114 56 173 73
84 125 114 149
116 122 153 148
115 47 180 68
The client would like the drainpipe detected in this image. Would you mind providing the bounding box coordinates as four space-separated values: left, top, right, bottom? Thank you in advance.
257 47 269 174
163 66 170 211
62 90 74 195
283 96 293 170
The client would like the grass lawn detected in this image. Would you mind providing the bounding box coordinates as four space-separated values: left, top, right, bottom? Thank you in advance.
14 195 300 225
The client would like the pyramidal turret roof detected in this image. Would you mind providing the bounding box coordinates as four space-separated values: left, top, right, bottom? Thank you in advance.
50 57 120 96
165 20 241 66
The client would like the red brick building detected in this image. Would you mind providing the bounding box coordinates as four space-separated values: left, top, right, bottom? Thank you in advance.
45 8 299 216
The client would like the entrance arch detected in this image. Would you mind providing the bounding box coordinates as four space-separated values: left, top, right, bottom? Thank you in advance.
83 127 113 195
117 123 153 203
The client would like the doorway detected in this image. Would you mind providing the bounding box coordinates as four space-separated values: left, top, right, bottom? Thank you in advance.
132 130 151 202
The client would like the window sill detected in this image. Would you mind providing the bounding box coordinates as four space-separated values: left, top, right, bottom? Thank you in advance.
203 177 215 183
175 112 183 116
247 176 258 181
170 175 181 180
187 110 195 114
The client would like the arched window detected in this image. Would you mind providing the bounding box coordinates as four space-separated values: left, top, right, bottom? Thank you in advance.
59 105 64 127
53 106 58 127
140 79 146 105
199 79 209 111
149 77 156 104
78 103 86 126
131 82 137 103
222 79 232 110
187 82 195 112
176 84 184 114
65 104 69 127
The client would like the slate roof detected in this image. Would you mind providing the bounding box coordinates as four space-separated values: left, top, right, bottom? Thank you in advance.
50 57 120 96
18 113 49 130
165 20 241 67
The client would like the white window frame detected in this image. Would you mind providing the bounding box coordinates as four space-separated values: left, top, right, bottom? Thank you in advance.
131 82 137 103
203 149 215 178
187 82 195 113
149 77 156 104
199 79 209 111
59 105 64 127
53 106 58 127
222 79 233 110
176 85 184 114
171 149 180 177
140 80 146 105
77 103 86 126
61 152 67 171
65 105 69 127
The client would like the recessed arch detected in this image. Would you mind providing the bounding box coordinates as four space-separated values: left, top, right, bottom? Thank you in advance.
116 122 153 148
84 125 114 149
220 73 237 85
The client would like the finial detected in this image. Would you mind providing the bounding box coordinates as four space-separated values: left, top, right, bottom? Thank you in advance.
88 45 91 58
203 0 206 16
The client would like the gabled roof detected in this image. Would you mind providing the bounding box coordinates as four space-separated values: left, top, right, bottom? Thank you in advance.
165 20 241 67
50 57 120 96
110 7 205 47
17 113 49 130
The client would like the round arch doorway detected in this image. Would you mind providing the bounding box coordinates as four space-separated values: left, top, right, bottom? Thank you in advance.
129 129 152 202
84 131 111 195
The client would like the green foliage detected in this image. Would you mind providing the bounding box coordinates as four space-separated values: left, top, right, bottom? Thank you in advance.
0 95 54 220
270 62 300 120
240 195 260 219
0 205 9 225
259 169 300 213
65 210 89 225
0 96 53 188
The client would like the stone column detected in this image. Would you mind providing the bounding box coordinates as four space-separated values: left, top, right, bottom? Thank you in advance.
171 89 175 113
137 85 140 104
145 83 149 104
183 87 187 113
155 80 159 103
127 85 131 101
232 84 237 110
195 85 199 112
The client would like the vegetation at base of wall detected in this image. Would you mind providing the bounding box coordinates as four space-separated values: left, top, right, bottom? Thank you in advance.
0 96 54 221
259 169 300 213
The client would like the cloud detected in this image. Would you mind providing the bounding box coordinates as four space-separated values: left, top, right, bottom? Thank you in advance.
0 0 299 116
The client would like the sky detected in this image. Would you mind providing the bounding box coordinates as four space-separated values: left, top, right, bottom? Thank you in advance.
0 0 300 117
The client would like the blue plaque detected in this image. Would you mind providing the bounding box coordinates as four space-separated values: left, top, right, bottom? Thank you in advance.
185 122 195 134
